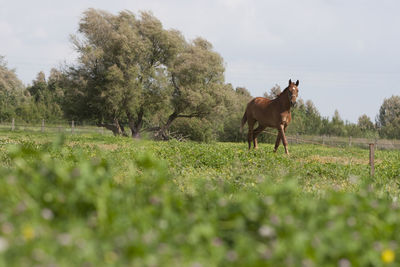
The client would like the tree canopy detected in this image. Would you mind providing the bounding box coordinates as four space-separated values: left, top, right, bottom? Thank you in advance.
377 95 400 139
0 56 26 121
64 9 182 135
62 9 225 138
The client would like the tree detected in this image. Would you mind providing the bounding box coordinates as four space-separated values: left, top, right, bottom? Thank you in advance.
330 110 346 136
235 86 252 98
64 9 183 136
26 71 64 122
217 84 252 142
288 99 306 135
358 114 374 132
159 37 225 139
304 100 321 134
0 56 25 121
264 84 281 99
27 71 47 102
377 95 400 139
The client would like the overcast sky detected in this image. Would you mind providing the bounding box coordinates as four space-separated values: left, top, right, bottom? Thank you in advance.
1 0 399 122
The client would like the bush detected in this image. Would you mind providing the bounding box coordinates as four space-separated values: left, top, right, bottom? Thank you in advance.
0 137 399 266
170 118 216 142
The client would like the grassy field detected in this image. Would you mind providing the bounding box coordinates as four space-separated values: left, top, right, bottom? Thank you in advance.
0 132 400 266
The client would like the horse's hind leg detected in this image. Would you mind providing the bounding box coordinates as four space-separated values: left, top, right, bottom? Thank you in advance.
273 131 281 152
253 125 266 149
247 119 255 149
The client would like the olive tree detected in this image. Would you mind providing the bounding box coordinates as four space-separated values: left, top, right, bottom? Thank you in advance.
64 9 183 136
158 38 225 139
0 56 25 121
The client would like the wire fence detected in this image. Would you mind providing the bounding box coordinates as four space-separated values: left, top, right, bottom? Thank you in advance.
259 129 382 176
262 129 400 150
0 119 110 135
0 119 399 150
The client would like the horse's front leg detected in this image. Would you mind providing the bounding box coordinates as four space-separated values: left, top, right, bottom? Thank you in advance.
273 131 281 152
279 124 289 155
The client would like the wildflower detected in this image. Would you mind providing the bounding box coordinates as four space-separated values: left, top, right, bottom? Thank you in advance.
1 222 14 234
382 249 395 264
347 217 356 227
338 258 351 267
22 226 35 241
57 233 72 246
226 250 238 262
212 237 223 247
218 198 227 207
258 225 275 238
41 208 54 220
0 237 9 252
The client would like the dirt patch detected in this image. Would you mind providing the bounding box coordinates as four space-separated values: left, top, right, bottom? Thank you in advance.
67 142 119 151
96 144 119 151
300 155 375 165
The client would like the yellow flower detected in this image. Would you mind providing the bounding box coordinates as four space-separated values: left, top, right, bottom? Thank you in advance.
382 249 395 264
22 226 35 241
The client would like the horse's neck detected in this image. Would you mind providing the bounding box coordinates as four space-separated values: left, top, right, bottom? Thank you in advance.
276 89 291 111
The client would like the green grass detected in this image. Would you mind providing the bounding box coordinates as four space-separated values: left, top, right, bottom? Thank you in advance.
0 132 400 266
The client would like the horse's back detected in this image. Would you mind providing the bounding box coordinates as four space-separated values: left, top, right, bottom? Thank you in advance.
247 97 272 112
246 97 278 127
247 97 271 108
253 96 271 103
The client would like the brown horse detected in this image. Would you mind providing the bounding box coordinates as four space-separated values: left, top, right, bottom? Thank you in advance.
240 79 299 154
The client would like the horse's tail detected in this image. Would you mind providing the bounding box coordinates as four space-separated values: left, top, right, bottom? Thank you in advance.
240 110 247 133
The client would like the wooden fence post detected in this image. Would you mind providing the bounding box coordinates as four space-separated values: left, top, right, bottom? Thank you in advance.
11 118 15 131
349 136 352 147
71 120 75 134
322 135 325 145
41 119 45 133
369 143 375 177
296 133 299 144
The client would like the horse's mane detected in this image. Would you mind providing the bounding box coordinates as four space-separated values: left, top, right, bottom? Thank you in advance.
277 86 289 97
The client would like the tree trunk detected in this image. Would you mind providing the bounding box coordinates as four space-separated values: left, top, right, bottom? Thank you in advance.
97 119 124 136
128 108 144 139
159 111 178 140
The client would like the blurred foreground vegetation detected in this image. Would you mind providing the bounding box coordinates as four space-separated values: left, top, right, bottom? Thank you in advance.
0 132 400 266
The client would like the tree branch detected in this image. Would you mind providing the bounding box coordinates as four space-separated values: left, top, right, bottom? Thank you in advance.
176 113 198 118
171 74 180 96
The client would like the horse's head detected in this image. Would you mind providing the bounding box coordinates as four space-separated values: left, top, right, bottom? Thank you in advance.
288 79 299 107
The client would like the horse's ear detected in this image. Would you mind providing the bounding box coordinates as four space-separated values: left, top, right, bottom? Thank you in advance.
295 80 299 86
289 79 292 85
